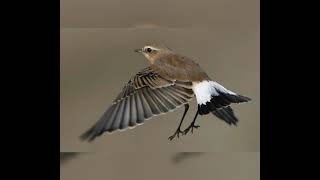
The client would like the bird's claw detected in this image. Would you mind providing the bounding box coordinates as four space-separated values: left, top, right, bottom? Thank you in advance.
183 124 200 135
168 129 184 141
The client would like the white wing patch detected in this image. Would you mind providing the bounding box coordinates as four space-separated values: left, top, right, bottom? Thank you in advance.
192 81 236 105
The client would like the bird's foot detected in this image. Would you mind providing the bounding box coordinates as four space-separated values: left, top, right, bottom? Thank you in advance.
168 128 184 141
183 123 200 135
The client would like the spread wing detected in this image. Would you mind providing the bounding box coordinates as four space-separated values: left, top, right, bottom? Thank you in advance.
81 66 195 142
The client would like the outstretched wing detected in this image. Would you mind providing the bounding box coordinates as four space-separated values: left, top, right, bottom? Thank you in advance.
81 66 195 142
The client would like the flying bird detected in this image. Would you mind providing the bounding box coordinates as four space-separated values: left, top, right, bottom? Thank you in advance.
80 44 251 142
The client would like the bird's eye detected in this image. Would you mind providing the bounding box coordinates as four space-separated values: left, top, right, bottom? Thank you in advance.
146 48 152 53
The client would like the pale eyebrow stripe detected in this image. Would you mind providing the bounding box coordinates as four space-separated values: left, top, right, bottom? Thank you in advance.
144 46 160 51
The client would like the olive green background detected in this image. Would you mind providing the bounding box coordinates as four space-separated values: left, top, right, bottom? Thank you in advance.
61 0 259 179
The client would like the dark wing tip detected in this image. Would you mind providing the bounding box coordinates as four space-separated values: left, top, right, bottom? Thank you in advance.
220 93 251 103
79 126 100 143
212 106 239 126
238 95 252 102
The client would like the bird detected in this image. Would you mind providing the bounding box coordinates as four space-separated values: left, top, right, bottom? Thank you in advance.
80 44 251 142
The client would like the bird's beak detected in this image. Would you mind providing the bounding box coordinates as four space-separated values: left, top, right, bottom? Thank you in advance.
134 48 142 53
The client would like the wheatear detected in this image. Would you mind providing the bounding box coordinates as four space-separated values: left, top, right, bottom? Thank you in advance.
81 44 251 142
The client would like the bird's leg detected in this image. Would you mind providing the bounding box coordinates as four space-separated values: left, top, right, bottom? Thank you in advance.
168 104 189 141
183 110 200 135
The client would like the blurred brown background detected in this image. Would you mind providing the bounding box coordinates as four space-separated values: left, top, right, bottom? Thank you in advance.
60 152 259 180
60 29 259 152
61 0 259 179
61 0 258 28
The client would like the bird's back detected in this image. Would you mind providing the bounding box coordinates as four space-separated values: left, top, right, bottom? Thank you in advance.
152 53 210 82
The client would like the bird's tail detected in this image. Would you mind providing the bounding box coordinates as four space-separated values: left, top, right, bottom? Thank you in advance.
193 81 251 125
197 93 251 115
211 106 239 125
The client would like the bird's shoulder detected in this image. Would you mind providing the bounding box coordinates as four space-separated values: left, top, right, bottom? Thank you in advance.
112 66 175 104
133 66 175 88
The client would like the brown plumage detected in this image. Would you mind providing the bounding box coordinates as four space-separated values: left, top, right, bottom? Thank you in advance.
81 44 251 142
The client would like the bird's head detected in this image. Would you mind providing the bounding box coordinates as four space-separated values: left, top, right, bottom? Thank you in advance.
134 44 172 64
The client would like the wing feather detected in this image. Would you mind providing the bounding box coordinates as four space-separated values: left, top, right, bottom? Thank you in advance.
81 66 195 141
